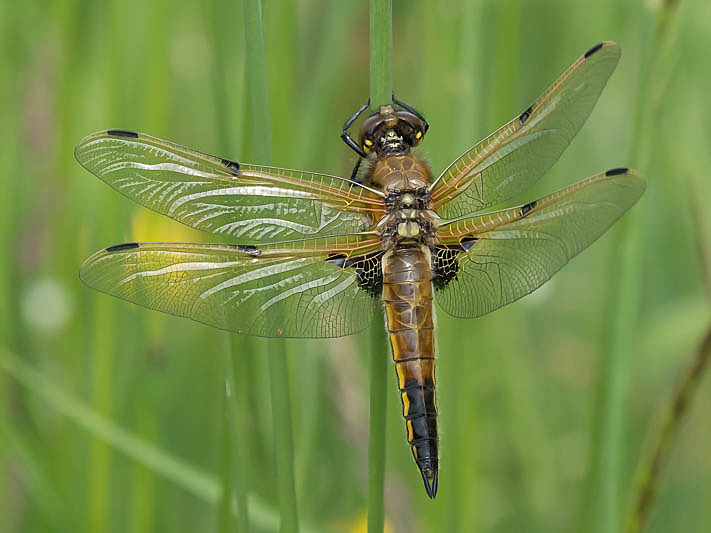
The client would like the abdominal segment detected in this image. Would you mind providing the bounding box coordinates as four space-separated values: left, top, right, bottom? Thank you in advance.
382 245 439 497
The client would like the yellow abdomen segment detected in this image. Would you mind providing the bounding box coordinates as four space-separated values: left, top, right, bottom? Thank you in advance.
383 245 439 498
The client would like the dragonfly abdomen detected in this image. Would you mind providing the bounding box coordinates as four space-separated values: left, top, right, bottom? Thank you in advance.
382 245 439 498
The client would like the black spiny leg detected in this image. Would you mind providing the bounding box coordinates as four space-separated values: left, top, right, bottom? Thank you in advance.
392 94 429 133
350 157 363 181
341 99 369 158
341 99 370 181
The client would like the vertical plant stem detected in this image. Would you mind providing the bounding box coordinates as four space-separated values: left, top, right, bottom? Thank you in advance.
585 2 681 532
368 3 391 532
626 326 711 533
369 0 392 108
368 310 388 533
211 0 249 529
244 0 272 164
243 1 298 532
623 176 711 533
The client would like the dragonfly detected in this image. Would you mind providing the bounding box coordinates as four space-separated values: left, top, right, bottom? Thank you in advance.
77 41 644 499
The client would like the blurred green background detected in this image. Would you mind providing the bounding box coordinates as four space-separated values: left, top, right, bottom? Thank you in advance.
1 1 709 532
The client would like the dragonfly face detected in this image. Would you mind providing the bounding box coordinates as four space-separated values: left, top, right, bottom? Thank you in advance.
76 41 644 499
358 105 426 156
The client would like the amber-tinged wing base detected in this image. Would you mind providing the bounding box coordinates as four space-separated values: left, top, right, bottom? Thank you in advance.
75 130 385 243
80 235 383 338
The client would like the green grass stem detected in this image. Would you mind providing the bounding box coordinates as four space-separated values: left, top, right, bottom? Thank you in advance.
624 175 711 533
210 0 249 529
367 2 391 531
369 0 392 109
0 347 330 533
219 339 249 533
585 3 682 532
626 325 711 533
0 347 220 503
243 1 298 531
367 310 388 533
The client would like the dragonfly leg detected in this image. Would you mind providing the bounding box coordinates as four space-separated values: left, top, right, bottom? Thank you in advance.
349 157 363 182
341 99 370 159
341 99 371 181
392 94 429 133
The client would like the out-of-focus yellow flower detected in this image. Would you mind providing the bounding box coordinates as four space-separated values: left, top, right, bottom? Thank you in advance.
131 209 202 243
347 511 393 533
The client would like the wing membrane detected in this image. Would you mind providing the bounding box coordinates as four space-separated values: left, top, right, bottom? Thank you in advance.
434 169 644 318
75 131 385 242
430 41 621 219
80 235 383 338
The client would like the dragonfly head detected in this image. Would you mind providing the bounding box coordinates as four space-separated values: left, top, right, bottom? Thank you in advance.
359 105 426 156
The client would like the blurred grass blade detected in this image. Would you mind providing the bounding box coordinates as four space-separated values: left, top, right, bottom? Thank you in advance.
0 347 220 502
368 310 388 533
370 0 392 109
624 175 711 533
368 2 391 532
0 347 329 533
625 325 711 533
243 1 299 531
210 0 250 529
688 176 711 299
584 2 683 532
219 337 249 533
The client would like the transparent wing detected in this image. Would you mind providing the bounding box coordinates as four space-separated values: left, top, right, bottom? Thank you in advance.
80 235 383 338
430 41 621 219
434 169 644 318
75 130 385 243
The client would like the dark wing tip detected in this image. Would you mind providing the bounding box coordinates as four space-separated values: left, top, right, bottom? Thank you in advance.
520 200 537 216
221 158 241 174
605 167 629 177
106 242 140 253
584 42 604 58
519 105 533 126
106 129 139 139
234 244 260 256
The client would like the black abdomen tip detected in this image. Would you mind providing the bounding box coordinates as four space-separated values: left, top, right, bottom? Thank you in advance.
420 467 439 499
106 242 139 253
584 42 604 58
605 167 629 177
107 129 139 139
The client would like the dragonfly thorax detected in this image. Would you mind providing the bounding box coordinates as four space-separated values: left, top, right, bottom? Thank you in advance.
376 188 440 245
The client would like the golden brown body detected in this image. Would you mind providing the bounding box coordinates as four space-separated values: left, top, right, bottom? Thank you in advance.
371 153 432 191
368 154 440 496
383 245 438 487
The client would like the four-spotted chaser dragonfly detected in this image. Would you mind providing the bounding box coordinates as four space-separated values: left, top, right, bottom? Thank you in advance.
76 41 644 498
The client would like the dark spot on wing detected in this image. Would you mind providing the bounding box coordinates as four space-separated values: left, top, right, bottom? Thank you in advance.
520 200 537 216
221 158 241 174
107 129 139 139
460 237 478 252
327 251 383 296
519 105 533 126
325 253 348 268
106 242 140 253
432 238 478 289
235 244 260 256
605 167 629 177
584 42 604 59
